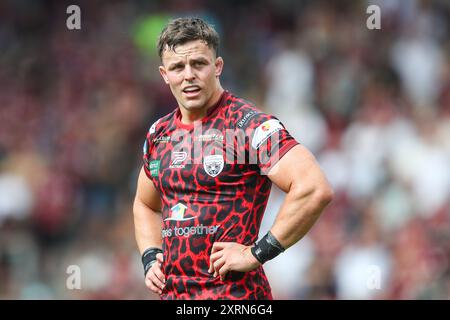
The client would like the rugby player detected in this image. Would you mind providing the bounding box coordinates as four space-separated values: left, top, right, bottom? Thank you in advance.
133 17 333 299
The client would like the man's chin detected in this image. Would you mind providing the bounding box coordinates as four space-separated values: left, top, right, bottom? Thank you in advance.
182 101 205 111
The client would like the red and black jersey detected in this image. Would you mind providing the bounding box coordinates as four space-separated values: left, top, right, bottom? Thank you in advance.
142 90 299 300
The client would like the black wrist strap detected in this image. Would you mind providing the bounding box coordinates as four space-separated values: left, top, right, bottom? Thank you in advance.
251 231 285 264
142 247 163 276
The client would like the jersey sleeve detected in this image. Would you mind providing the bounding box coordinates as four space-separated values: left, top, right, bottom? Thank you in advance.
142 119 160 179
242 112 299 174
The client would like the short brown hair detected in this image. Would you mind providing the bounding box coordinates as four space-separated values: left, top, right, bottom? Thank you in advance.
157 17 220 60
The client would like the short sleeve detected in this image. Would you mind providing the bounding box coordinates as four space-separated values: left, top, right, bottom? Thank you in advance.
243 112 299 174
142 119 160 179
142 137 152 179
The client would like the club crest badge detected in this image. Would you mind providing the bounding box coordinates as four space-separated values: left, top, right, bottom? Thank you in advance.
203 155 224 177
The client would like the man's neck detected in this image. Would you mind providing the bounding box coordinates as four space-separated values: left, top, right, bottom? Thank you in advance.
179 88 224 124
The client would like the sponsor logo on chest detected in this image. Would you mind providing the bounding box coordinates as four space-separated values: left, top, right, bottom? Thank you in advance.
169 151 188 169
197 134 224 142
153 135 171 144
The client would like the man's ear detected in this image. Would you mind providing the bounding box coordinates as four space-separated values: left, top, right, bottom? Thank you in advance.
215 57 224 77
159 66 169 84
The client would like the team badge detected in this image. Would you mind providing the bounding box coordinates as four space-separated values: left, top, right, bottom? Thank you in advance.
203 155 224 177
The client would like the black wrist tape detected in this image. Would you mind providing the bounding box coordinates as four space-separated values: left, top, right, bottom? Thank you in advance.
251 231 285 264
142 247 163 276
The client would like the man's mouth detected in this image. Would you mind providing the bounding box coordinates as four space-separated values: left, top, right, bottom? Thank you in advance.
182 86 201 97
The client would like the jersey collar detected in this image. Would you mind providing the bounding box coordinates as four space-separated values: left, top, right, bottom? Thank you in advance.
175 90 228 130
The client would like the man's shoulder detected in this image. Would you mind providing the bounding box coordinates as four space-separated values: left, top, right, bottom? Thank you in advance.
224 93 278 130
226 93 259 113
145 109 177 137
225 93 264 128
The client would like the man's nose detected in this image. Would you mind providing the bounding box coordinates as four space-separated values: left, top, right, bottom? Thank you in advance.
184 65 195 82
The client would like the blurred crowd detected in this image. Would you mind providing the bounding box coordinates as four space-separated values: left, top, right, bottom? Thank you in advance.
0 0 449 299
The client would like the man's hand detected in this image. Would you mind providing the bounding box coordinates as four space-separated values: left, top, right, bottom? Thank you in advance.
144 253 165 295
208 242 261 280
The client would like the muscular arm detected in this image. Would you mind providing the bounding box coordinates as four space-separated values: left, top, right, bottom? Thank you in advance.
267 144 334 249
133 167 166 294
209 144 333 279
133 167 163 254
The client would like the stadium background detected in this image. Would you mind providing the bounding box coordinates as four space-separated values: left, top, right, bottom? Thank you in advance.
1 0 449 299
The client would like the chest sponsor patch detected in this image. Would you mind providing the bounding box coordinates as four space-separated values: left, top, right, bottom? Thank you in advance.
164 203 194 222
153 136 171 144
170 151 187 169
197 134 224 142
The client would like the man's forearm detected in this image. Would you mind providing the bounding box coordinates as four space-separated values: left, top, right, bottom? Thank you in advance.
133 198 163 254
269 185 333 249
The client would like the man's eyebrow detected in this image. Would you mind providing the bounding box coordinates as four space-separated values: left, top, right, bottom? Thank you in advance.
168 61 184 69
190 57 209 63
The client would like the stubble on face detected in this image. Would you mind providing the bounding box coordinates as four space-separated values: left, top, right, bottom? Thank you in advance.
160 40 223 119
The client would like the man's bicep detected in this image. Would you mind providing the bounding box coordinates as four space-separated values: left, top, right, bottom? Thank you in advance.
267 144 326 193
135 166 162 212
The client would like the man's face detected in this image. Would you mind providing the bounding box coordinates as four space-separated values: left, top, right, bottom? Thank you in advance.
159 40 223 112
